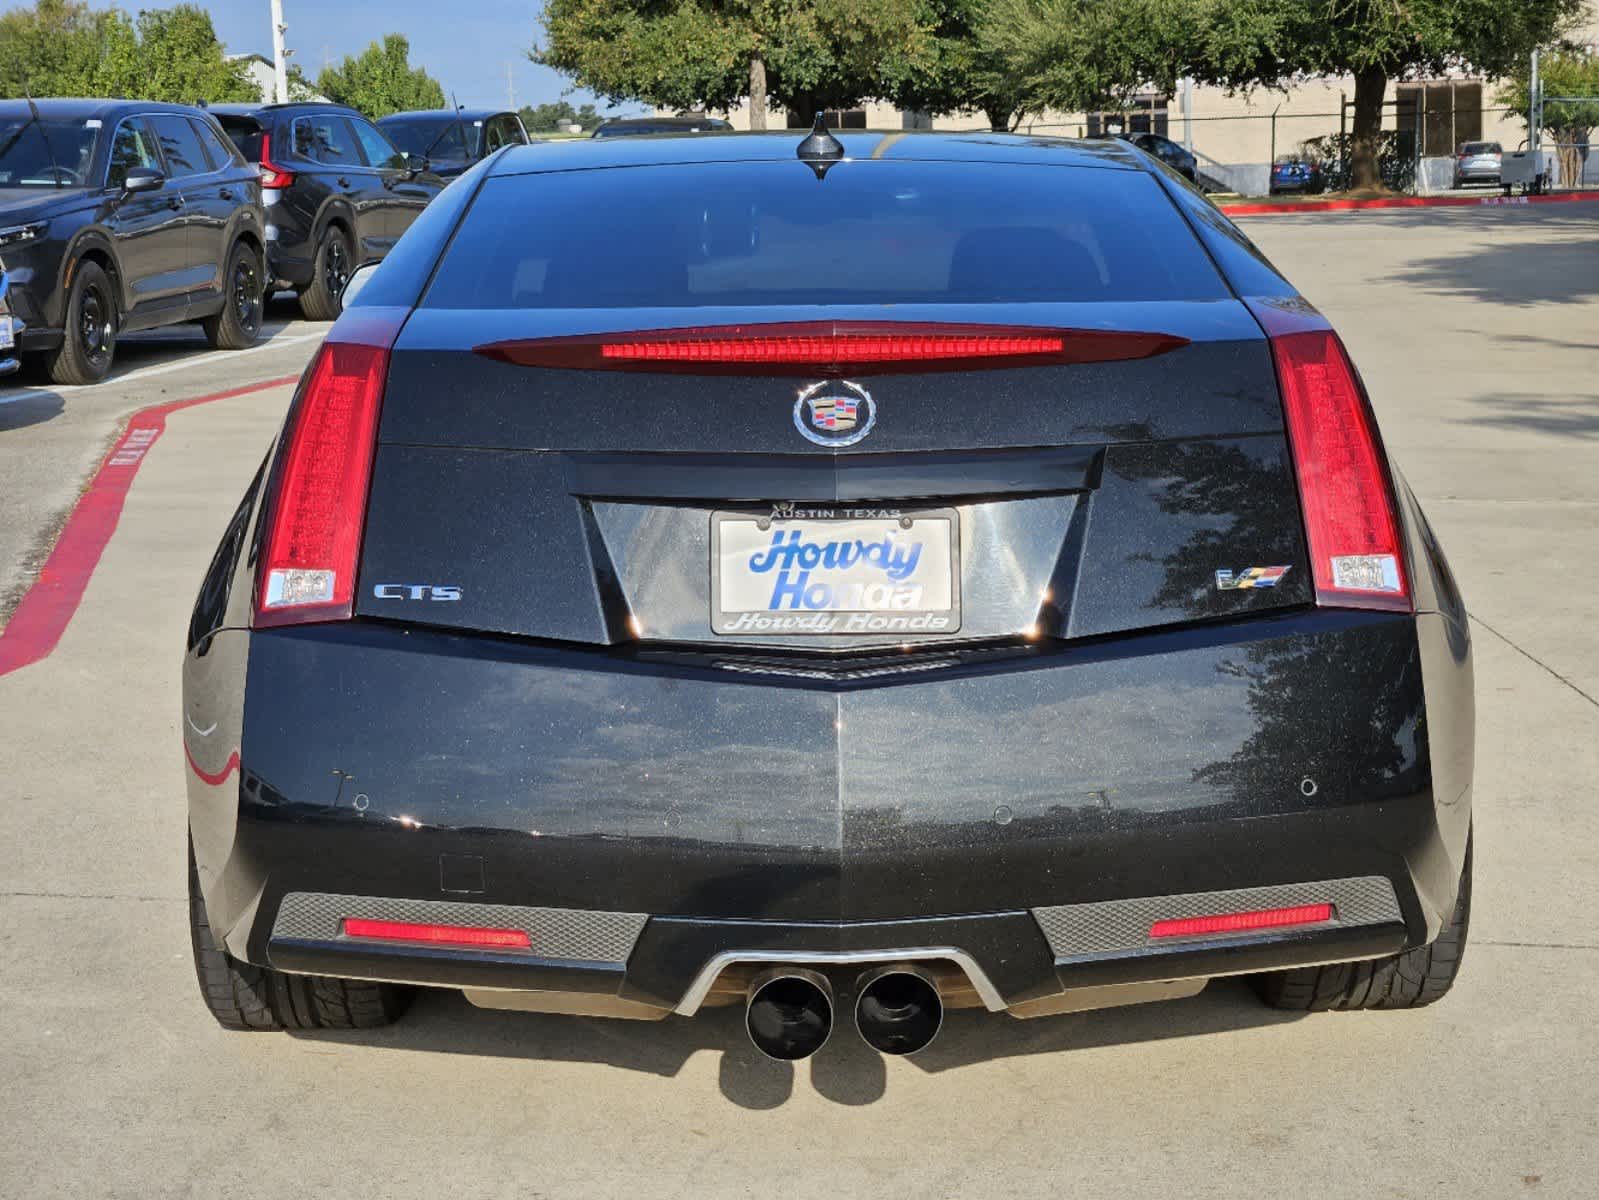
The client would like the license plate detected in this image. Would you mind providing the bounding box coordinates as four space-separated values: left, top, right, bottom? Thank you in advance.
0 317 15 351
712 509 960 636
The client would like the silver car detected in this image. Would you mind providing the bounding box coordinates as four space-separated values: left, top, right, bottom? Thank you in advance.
1454 141 1502 187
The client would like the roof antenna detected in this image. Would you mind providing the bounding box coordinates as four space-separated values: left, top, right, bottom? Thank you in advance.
796 111 843 180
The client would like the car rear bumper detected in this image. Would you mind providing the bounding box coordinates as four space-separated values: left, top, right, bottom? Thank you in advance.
185 606 1472 1014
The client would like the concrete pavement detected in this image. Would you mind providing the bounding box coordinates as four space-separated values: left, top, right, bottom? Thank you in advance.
0 301 321 623
1 206 1597 1198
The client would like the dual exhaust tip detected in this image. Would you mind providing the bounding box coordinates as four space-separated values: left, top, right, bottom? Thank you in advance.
745 966 943 1061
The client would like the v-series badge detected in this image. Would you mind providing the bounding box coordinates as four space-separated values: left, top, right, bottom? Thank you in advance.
372 584 463 602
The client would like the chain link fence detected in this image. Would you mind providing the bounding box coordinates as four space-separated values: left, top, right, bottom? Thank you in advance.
1015 97 1596 197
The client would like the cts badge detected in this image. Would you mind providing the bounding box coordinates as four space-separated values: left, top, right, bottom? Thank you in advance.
372 584 463 601
795 380 875 447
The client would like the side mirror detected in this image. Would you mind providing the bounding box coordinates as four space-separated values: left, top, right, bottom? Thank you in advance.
340 261 380 308
122 166 166 195
405 153 428 174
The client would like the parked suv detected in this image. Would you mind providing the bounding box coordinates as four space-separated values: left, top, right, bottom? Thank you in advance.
209 102 446 320
1454 141 1502 188
376 109 529 178
0 99 265 384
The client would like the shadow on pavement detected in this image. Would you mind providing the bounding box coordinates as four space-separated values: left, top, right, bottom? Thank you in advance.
0 387 65 431
1458 391 1599 441
291 977 1306 1109
1388 219 1599 307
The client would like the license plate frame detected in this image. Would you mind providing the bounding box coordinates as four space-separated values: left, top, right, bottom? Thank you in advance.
711 507 962 637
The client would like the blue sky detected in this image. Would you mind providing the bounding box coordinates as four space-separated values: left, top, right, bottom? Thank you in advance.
1 0 644 113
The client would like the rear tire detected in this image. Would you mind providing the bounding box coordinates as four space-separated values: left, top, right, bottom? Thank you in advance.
1254 835 1471 1011
188 842 410 1031
46 260 117 385
201 241 264 349
298 226 352 321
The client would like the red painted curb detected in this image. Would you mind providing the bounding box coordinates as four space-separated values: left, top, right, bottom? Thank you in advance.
1224 189 1599 216
0 374 300 679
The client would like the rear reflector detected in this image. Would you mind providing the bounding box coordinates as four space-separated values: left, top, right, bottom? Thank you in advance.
475 321 1188 376
1149 903 1334 939
342 917 532 950
254 309 405 628
1249 301 1410 611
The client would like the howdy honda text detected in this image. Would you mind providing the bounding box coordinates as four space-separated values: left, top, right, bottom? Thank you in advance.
714 510 960 636
749 528 926 611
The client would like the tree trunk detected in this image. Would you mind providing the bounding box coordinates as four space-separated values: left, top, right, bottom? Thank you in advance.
1349 63 1388 192
748 53 767 131
984 104 1016 133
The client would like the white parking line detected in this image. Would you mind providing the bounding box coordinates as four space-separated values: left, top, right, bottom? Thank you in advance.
44 330 324 394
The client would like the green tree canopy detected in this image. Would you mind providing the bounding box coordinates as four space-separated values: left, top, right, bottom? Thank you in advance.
315 34 446 118
538 0 938 127
0 0 254 103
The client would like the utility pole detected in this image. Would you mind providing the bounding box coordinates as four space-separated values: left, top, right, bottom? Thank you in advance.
506 63 515 110
1529 48 1542 155
269 0 289 103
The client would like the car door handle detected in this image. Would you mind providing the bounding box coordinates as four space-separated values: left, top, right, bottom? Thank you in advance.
338 177 351 188
218 187 234 200
167 195 184 210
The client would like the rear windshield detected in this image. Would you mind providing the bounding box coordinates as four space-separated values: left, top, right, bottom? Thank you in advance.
424 160 1229 309
1462 142 1501 154
215 116 263 163
383 118 478 162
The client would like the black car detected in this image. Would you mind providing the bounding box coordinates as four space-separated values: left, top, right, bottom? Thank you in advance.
0 99 265 384
209 102 446 320
592 114 732 137
1115 131 1198 183
184 131 1473 1059
376 109 529 178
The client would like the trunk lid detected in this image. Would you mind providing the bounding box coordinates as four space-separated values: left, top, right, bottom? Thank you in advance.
356 300 1312 647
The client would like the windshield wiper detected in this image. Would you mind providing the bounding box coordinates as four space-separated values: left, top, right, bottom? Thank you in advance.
22 84 64 189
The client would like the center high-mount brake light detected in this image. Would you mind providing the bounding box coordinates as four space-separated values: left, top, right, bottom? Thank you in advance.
256 131 295 189
254 309 405 628
474 322 1188 377
1248 299 1411 612
342 918 532 951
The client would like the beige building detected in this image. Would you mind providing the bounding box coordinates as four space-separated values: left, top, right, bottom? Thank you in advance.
697 7 1599 194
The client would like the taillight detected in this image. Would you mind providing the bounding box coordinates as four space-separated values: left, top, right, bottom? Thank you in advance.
257 131 295 189
253 309 405 628
475 321 1188 376
1249 299 1410 611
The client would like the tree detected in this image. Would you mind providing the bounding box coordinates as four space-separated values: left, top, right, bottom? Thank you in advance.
126 6 257 105
881 0 1036 130
0 0 253 103
315 33 445 119
537 0 937 129
975 0 1210 124
519 99 603 131
1500 47 1599 188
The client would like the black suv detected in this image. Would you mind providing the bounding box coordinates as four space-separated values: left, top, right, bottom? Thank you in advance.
376 109 529 178
209 102 446 320
0 99 265 384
